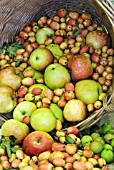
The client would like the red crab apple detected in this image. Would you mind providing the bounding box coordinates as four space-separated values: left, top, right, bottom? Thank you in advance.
56 8 67 18
63 99 87 122
22 131 54 156
68 55 93 81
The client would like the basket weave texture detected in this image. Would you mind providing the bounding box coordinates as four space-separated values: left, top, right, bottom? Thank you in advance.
0 0 114 131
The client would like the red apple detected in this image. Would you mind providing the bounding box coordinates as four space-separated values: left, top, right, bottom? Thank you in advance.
56 8 67 18
66 126 79 135
17 87 28 98
64 83 75 92
32 87 42 95
22 131 54 156
83 149 93 158
64 91 75 101
68 55 93 81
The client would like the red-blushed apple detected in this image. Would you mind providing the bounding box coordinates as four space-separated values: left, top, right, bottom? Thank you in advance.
56 8 67 18
64 91 75 101
22 131 54 156
30 47 54 71
52 142 66 152
63 99 87 122
17 86 28 98
64 82 75 92
83 149 93 158
66 126 79 136
73 161 87 170
65 144 78 155
68 55 93 81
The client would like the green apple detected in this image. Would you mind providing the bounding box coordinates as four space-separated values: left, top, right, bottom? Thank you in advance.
50 103 64 123
0 66 22 91
46 44 63 60
30 47 54 71
1 119 29 144
29 84 48 98
22 131 54 156
75 79 103 105
36 28 54 45
44 63 71 90
13 101 37 122
23 66 43 81
30 108 57 132
81 135 93 146
0 85 17 114
101 149 113 163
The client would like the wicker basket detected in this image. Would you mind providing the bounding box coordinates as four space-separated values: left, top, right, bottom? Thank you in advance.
0 0 114 131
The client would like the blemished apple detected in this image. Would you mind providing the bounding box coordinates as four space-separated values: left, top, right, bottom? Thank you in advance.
13 101 37 122
30 47 54 71
22 131 54 156
63 99 87 122
75 79 103 105
0 85 17 114
68 55 93 81
36 27 54 45
44 63 71 90
0 66 22 91
30 108 57 132
1 119 29 144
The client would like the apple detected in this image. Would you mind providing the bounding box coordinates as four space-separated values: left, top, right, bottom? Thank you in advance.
1 119 29 144
22 131 54 156
68 55 93 81
44 63 71 90
36 27 54 45
0 66 22 91
63 99 87 122
23 66 43 81
30 47 54 71
50 103 64 123
30 108 57 132
46 44 63 60
13 101 37 122
0 85 17 114
75 79 103 105
28 84 48 98
86 30 111 49
56 8 67 18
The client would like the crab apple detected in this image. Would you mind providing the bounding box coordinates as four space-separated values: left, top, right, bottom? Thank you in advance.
50 21 60 30
65 144 78 155
64 82 75 92
52 143 66 152
53 157 65 167
66 126 79 135
95 65 105 74
31 87 42 95
64 91 75 100
17 86 28 98
49 151 64 163
56 8 67 18
54 36 64 44
91 53 100 63
83 149 93 158
73 161 87 170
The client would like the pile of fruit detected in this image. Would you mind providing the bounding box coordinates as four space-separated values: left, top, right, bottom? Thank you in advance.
0 7 114 169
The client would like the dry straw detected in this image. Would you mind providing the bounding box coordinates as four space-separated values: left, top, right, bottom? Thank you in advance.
0 0 114 131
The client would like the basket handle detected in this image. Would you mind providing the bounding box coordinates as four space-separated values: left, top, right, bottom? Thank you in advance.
95 0 114 28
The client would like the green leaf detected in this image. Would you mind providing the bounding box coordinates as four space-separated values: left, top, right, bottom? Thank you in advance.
73 29 82 36
4 141 11 158
65 135 76 144
11 147 22 153
15 59 23 67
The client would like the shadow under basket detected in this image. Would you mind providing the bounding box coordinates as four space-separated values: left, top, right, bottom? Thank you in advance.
0 0 114 131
